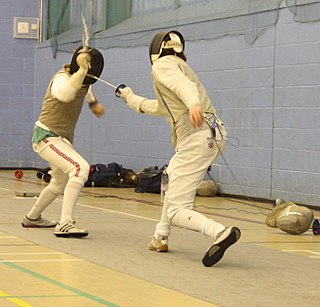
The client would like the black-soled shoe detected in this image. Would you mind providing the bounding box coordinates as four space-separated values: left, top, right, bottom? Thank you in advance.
202 227 241 267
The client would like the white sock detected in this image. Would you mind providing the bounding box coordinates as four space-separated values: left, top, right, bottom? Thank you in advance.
171 209 225 239
26 186 59 219
154 199 171 238
60 180 83 224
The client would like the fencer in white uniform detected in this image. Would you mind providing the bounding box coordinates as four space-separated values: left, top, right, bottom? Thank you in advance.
22 46 105 237
120 31 241 266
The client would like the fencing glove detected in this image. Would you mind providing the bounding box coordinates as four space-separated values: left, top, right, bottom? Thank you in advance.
119 87 146 113
69 51 91 90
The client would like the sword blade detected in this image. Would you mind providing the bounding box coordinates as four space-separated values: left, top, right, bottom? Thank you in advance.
86 74 117 89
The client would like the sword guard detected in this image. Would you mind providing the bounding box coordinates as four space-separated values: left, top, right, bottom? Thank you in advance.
115 84 126 98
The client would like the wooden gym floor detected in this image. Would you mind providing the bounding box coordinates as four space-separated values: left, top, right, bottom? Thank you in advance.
0 170 319 307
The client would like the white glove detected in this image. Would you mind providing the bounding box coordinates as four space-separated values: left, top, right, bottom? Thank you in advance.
76 51 91 71
119 86 134 102
69 51 91 90
119 87 146 113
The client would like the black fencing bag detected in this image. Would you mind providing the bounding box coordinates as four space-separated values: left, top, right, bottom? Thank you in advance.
36 167 52 183
85 162 137 188
85 163 120 187
135 165 166 194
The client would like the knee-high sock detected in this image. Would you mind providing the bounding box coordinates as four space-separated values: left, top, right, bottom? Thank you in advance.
60 180 83 224
154 199 171 238
171 208 225 239
26 186 60 219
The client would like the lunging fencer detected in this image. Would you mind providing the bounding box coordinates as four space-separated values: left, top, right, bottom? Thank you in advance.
119 31 241 266
22 46 105 238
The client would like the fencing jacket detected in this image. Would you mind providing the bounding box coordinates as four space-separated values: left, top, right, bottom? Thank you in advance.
137 55 221 147
38 66 88 143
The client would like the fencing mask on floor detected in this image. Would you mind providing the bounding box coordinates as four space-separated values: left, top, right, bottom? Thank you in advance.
266 199 314 235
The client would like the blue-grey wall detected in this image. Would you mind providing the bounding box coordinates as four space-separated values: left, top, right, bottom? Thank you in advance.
2 3 320 207
0 0 39 168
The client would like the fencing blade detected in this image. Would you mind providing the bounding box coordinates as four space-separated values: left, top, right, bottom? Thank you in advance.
81 13 90 49
87 73 116 89
87 73 126 97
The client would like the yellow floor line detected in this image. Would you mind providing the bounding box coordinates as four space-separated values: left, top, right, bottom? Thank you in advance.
0 290 34 307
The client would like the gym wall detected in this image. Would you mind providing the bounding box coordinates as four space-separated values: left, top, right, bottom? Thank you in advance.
2 0 320 207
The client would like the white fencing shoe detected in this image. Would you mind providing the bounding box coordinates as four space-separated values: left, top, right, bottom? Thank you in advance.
148 236 168 252
54 221 88 238
22 215 57 228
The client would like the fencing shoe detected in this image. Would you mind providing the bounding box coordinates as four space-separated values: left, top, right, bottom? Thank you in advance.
54 221 88 238
148 236 168 252
22 215 57 228
202 227 241 267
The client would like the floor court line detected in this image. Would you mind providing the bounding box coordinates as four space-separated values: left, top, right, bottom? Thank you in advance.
0 289 34 307
76 201 159 222
76 200 266 225
0 259 84 263
1 260 119 307
0 252 64 255
0 187 11 191
2 181 267 226
283 249 320 255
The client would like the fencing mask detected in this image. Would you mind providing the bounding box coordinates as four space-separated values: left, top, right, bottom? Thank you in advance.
149 31 185 64
266 199 314 235
70 46 104 85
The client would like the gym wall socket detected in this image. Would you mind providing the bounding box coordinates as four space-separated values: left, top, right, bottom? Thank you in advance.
13 17 39 39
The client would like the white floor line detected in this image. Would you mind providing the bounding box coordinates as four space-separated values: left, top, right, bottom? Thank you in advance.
0 187 11 191
7 185 158 223
76 201 159 222
283 249 320 255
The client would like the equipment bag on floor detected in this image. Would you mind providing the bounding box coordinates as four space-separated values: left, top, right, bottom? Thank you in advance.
85 162 137 188
135 165 166 194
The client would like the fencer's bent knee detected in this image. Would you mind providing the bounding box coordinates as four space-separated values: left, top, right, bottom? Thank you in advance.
49 177 67 195
70 160 90 185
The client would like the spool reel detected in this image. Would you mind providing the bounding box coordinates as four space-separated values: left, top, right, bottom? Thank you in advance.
14 169 24 179
312 219 320 235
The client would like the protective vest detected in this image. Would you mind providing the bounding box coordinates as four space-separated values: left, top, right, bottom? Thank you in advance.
152 55 221 146
38 67 88 143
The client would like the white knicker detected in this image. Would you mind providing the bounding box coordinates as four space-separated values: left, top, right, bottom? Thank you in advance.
154 126 227 238
167 127 226 219
33 137 90 192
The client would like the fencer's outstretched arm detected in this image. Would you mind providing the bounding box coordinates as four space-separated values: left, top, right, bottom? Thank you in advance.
119 87 165 116
51 52 91 103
